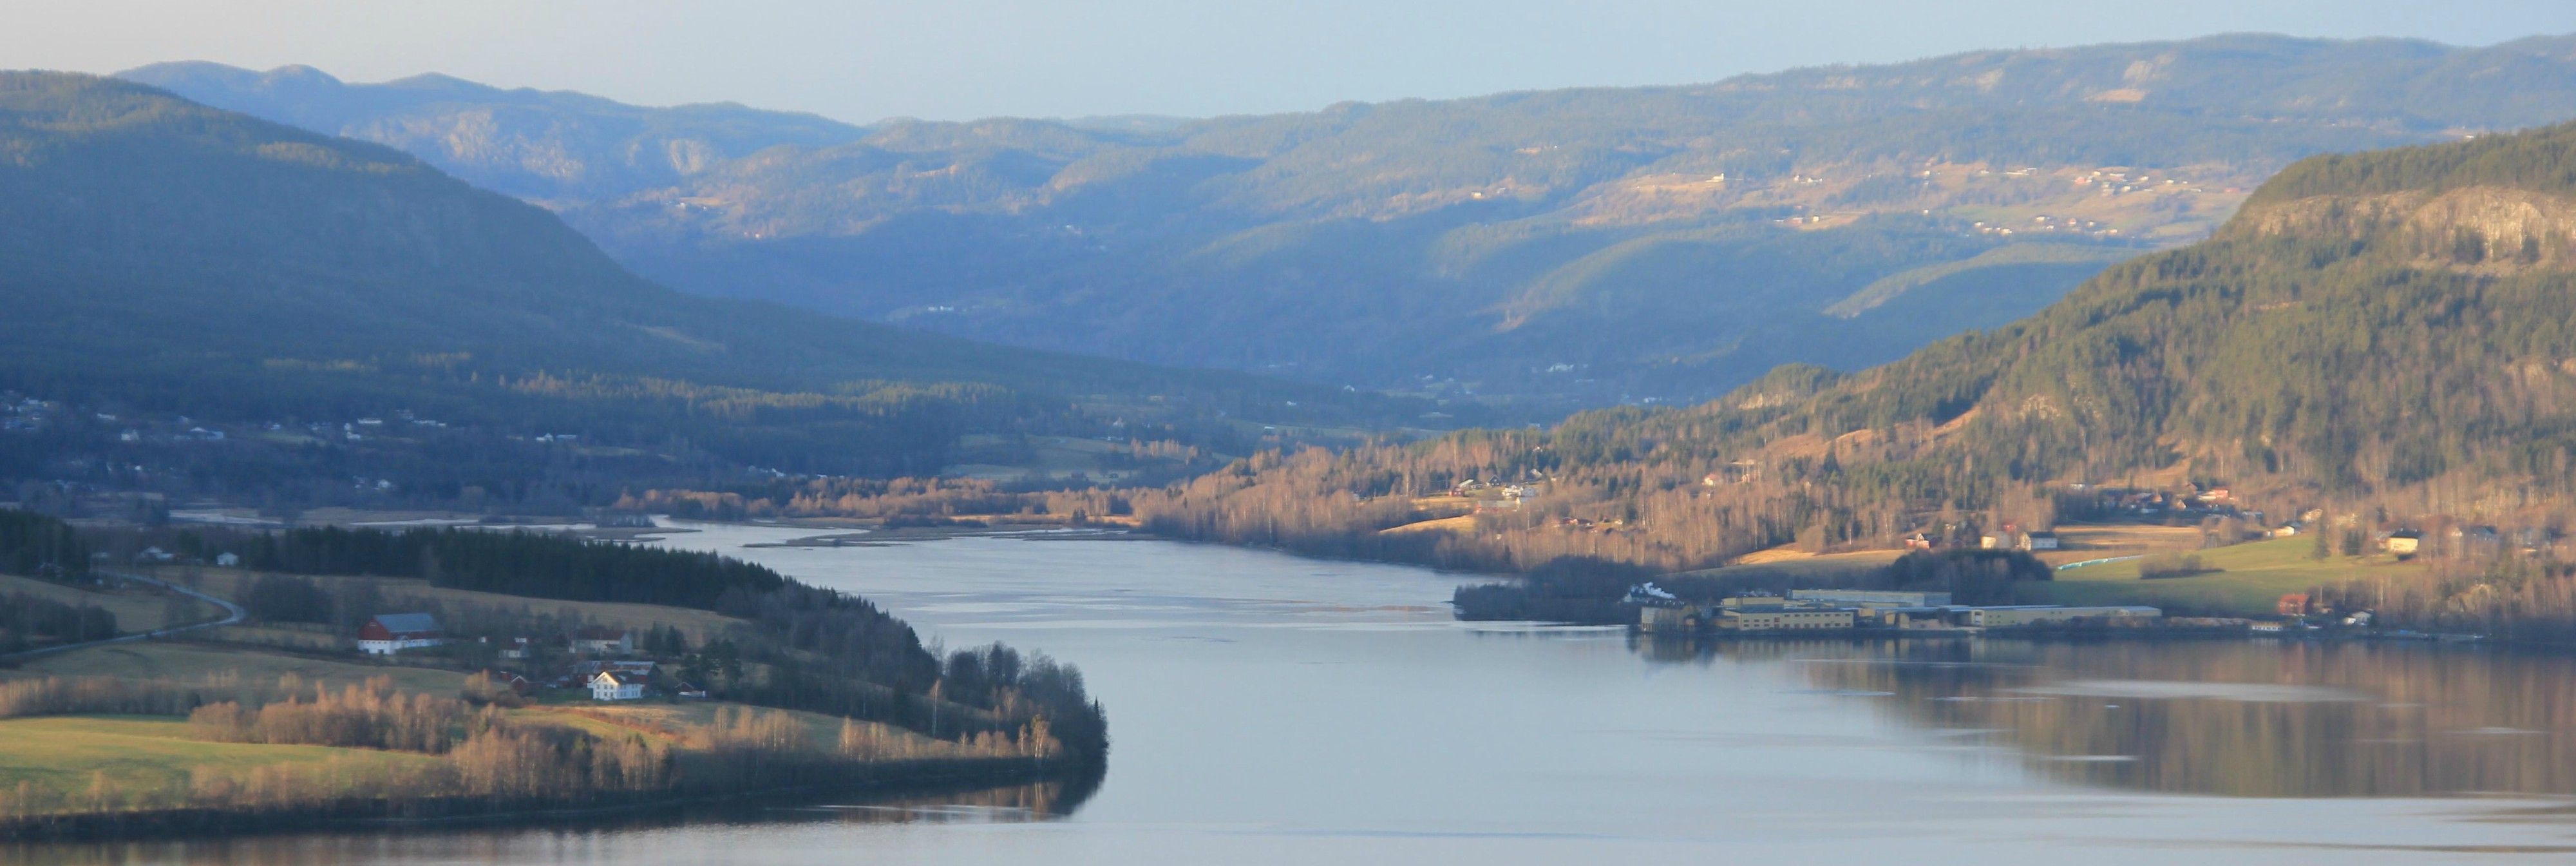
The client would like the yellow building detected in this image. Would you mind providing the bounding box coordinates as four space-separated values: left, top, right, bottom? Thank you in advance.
2385 531 2421 555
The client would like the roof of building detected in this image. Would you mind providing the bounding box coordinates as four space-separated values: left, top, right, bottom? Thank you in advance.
371 613 442 634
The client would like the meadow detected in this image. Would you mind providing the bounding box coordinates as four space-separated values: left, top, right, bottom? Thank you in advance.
2032 535 2423 615
0 573 186 633
0 715 439 809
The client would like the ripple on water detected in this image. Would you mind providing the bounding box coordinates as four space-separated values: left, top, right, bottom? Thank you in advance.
2010 679 2371 703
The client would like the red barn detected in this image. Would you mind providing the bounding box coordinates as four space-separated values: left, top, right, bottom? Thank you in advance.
357 613 446 655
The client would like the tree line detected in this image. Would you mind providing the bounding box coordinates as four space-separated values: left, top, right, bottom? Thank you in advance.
0 592 117 653
0 508 88 582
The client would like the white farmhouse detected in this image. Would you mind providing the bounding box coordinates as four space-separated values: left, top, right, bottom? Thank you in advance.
589 671 645 701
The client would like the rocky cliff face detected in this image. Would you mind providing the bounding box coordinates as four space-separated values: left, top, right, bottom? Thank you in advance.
2239 186 2576 273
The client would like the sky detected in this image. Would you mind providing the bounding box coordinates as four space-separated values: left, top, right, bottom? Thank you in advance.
7 0 2573 123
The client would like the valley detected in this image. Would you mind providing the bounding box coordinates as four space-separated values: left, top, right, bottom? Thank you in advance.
11 18 2576 861
128 34 2576 407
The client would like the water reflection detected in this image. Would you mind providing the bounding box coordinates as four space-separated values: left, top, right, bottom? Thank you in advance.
1 776 1095 866
1636 635 2576 798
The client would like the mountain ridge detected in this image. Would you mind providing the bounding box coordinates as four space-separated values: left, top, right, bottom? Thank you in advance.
0 71 1438 500
1119 117 2576 578
126 34 2576 409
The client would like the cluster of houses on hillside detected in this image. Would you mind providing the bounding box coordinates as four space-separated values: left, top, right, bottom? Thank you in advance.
1449 478 1537 503
1633 587 2161 634
2075 484 2255 521
353 614 693 702
1901 524 2061 552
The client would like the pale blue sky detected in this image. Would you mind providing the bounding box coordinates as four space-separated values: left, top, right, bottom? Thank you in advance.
10 0 2573 122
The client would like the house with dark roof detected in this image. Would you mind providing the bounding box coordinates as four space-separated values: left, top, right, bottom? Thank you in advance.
357 613 446 655
573 626 634 655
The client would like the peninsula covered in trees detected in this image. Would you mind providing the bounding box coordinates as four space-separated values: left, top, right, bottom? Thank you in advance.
0 512 1104 840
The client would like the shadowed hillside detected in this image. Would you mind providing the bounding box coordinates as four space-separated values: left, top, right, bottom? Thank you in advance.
0 72 1445 511
129 34 2576 408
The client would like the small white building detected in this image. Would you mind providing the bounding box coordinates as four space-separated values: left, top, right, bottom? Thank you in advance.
214 552 241 567
574 627 634 655
499 637 536 660
589 671 645 701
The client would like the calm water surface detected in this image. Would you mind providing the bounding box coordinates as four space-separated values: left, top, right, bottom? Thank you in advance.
22 523 2576 864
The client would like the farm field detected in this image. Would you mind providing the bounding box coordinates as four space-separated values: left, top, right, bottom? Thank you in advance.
0 573 188 633
2035 523 2210 565
2032 535 2424 615
1669 549 1909 584
0 715 439 806
6 643 468 695
540 701 965 749
1378 515 1476 536
175 568 744 644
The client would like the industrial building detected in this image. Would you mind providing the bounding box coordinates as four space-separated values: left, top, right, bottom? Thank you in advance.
1789 589 1952 607
1716 608 1856 630
1964 605 2161 627
1634 586 2162 633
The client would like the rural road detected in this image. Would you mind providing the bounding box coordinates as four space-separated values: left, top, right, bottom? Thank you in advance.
1 569 246 659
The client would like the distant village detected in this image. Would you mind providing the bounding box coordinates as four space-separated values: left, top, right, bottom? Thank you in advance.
353 613 702 703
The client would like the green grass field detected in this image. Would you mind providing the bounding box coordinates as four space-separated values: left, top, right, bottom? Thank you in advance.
0 573 187 633
7 643 468 695
2029 535 2425 615
0 715 438 807
167 567 747 646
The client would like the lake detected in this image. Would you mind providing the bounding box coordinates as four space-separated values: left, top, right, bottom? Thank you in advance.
19 524 2576 864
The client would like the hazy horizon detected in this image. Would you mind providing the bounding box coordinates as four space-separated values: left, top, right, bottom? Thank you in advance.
9 1 2573 125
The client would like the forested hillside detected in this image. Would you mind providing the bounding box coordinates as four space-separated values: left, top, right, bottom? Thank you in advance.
131 34 2576 407
0 72 1441 513
1124 119 2576 584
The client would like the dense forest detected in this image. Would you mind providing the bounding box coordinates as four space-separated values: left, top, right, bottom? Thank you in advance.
133 35 2576 406
0 593 117 653
238 527 791 610
0 508 88 581
1116 120 2576 633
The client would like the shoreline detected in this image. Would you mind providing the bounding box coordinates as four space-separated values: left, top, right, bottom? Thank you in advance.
0 756 1100 844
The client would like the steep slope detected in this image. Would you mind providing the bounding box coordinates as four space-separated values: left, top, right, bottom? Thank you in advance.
1129 119 2576 575
124 34 2576 408
0 72 1434 490
118 61 871 202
